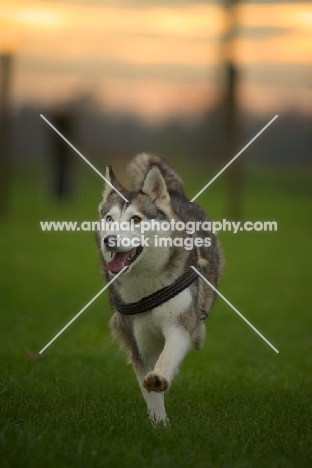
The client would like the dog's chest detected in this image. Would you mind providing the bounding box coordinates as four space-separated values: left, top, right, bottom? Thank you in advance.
131 288 192 337
129 288 192 364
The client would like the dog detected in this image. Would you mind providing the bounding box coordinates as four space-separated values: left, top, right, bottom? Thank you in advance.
96 153 222 424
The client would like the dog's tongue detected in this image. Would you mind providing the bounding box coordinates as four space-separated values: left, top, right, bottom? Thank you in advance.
108 251 131 273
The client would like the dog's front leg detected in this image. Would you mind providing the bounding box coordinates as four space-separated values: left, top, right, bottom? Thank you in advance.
133 365 168 424
143 326 191 393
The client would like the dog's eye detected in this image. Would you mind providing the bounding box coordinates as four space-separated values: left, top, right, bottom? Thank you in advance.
131 216 142 224
106 215 113 223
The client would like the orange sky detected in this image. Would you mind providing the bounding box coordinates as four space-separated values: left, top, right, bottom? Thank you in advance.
0 1 311 118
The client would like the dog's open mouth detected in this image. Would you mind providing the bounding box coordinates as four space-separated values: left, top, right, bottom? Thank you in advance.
107 246 143 274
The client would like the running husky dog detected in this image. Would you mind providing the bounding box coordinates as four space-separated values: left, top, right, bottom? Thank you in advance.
96 154 222 424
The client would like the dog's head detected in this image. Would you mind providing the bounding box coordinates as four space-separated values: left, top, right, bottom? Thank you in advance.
98 164 172 276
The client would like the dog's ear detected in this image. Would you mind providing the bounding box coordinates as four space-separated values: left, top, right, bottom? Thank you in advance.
141 166 170 211
103 166 125 201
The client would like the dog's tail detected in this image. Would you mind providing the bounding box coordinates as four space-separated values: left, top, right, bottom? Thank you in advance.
126 153 185 195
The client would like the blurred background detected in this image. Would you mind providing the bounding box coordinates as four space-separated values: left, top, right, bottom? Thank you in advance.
1 0 311 208
0 0 311 354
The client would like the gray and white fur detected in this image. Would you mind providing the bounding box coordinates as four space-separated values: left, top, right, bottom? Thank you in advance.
96 153 223 424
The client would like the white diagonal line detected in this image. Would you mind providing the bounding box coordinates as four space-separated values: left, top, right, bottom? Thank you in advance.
39 266 127 354
40 114 129 203
191 266 279 354
190 115 278 202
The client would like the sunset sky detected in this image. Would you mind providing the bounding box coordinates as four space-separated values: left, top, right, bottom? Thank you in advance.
0 0 311 120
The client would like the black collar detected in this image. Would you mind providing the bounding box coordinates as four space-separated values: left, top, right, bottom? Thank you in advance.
112 268 198 315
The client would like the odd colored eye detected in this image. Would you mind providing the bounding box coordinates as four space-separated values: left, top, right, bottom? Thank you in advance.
131 216 142 224
106 215 113 223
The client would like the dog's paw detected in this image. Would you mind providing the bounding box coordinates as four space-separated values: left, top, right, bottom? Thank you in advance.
150 416 170 428
143 372 169 392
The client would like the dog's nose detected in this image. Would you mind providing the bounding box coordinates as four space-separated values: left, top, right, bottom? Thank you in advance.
103 234 118 250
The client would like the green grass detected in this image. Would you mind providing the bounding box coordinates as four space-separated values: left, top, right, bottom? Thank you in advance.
0 164 311 467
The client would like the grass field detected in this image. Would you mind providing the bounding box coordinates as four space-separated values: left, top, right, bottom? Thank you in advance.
0 163 311 467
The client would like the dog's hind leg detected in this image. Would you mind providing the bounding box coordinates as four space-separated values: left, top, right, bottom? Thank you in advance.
193 321 206 351
143 326 191 393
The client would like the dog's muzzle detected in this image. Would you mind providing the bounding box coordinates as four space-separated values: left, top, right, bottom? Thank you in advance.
103 234 118 252
103 234 143 274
